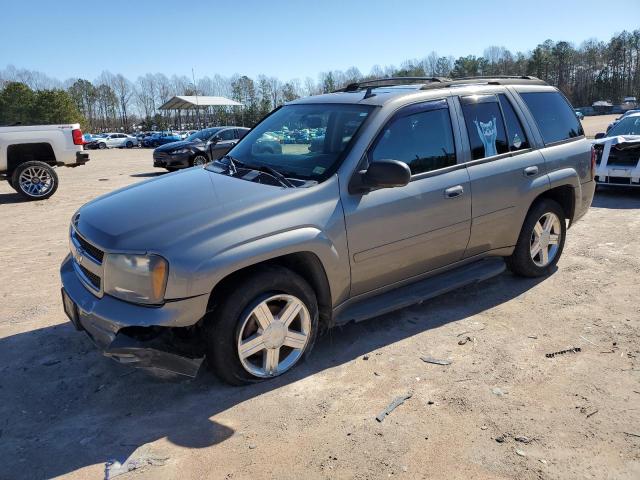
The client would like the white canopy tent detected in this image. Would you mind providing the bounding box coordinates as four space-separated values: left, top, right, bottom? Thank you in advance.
158 96 243 130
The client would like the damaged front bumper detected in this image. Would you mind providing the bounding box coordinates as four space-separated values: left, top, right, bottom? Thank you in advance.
60 255 209 377
593 135 640 186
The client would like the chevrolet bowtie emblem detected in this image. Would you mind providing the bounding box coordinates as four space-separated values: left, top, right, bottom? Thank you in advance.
74 247 84 264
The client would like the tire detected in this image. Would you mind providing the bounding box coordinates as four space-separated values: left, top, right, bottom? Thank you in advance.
506 199 566 277
11 161 59 200
98 142 107 149
191 154 208 167
165 167 179 172
204 265 319 385
126 141 133 148
7 177 19 193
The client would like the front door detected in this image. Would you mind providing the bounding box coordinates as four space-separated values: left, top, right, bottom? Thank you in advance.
209 128 238 160
342 99 472 296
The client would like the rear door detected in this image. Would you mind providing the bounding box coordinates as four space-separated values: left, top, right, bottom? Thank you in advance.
457 92 549 257
342 99 472 296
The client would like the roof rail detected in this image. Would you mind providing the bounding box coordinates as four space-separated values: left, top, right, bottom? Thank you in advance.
420 76 548 89
335 77 451 93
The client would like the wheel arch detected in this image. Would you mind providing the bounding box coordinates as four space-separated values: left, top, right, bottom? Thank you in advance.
7 143 56 174
205 251 333 329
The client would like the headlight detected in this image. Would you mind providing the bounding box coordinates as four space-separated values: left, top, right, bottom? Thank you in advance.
172 148 190 154
104 254 168 305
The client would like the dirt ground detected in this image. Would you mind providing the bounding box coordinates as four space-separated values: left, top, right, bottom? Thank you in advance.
1 121 639 480
581 114 618 138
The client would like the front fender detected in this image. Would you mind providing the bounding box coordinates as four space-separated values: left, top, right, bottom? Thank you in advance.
190 226 349 307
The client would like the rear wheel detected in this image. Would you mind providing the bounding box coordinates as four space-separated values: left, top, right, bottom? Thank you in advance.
11 161 59 200
506 199 566 277
204 266 318 385
126 141 133 148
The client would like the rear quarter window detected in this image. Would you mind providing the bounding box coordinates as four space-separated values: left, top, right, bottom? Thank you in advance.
520 91 584 145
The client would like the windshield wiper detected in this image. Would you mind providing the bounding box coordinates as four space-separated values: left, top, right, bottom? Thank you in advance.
220 155 295 188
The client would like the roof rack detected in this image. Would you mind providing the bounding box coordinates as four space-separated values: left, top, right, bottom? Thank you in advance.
333 75 547 93
336 77 451 92
420 75 548 89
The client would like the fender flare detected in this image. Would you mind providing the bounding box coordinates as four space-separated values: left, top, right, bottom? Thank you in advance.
190 226 345 305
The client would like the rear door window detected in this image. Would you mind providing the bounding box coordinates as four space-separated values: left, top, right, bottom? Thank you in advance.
498 94 530 152
218 129 235 141
370 100 456 175
520 91 583 144
460 95 509 160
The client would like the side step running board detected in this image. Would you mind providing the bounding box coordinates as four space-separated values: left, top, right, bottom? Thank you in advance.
334 258 506 325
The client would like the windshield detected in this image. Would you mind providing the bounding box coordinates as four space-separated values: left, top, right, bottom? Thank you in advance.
207 103 373 183
608 116 640 137
187 128 220 142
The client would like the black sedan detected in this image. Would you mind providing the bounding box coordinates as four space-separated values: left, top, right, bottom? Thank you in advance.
153 127 249 171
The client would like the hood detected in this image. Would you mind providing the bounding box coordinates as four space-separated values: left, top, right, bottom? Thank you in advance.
154 139 203 152
75 168 294 252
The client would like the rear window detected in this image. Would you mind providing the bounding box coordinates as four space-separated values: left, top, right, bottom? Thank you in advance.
520 91 583 144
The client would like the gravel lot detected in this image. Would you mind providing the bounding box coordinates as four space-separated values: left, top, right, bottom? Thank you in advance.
1 117 638 480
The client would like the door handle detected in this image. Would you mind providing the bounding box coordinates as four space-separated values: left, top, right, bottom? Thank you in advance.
523 166 539 177
444 185 464 198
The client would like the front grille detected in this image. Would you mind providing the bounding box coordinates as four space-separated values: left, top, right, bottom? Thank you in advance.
79 264 101 289
74 232 104 262
607 176 632 185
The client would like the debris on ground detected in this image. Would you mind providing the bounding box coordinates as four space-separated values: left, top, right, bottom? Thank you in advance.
420 356 452 366
515 436 531 443
495 435 507 443
623 432 640 438
545 347 581 358
376 393 412 422
458 336 472 345
105 448 169 479
586 409 599 418
492 387 507 396
515 449 526 457
362 354 369 360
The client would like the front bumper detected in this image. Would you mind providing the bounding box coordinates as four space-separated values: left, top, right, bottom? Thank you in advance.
60 254 209 376
153 151 191 169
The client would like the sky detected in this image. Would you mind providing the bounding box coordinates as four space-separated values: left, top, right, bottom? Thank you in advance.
1 0 639 83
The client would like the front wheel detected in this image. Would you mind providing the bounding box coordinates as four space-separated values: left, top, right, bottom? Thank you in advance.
98 142 107 149
191 154 208 166
11 161 59 200
126 141 133 148
506 199 566 277
204 266 318 385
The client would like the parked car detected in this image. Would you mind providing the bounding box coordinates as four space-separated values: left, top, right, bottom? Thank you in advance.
153 127 249 171
593 112 640 187
607 109 640 132
1 123 89 200
60 76 594 384
142 131 182 148
85 133 139 149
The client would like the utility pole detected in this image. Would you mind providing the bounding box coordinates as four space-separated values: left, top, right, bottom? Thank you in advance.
192 67 201 129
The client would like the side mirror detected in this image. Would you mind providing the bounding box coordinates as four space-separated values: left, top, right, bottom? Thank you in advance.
594 132 606 139
350 159 411 194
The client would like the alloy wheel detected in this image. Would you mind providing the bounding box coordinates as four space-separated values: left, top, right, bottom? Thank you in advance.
530 212 562 267
193 155 208 166
18 166 54 198
237 294 311 378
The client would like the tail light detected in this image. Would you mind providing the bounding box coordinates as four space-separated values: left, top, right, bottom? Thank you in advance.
72 128 84 145
590 145 596 181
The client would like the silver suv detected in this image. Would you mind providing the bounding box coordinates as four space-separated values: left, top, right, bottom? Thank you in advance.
60 76 595 385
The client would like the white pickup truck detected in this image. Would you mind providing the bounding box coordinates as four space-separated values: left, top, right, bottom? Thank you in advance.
0 123 89 200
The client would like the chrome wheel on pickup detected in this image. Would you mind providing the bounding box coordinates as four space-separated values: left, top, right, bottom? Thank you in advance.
237 294 311 378
205 266 318 385
11 161 59 200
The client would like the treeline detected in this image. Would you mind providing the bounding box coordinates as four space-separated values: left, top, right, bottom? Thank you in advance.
1 30 638 132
